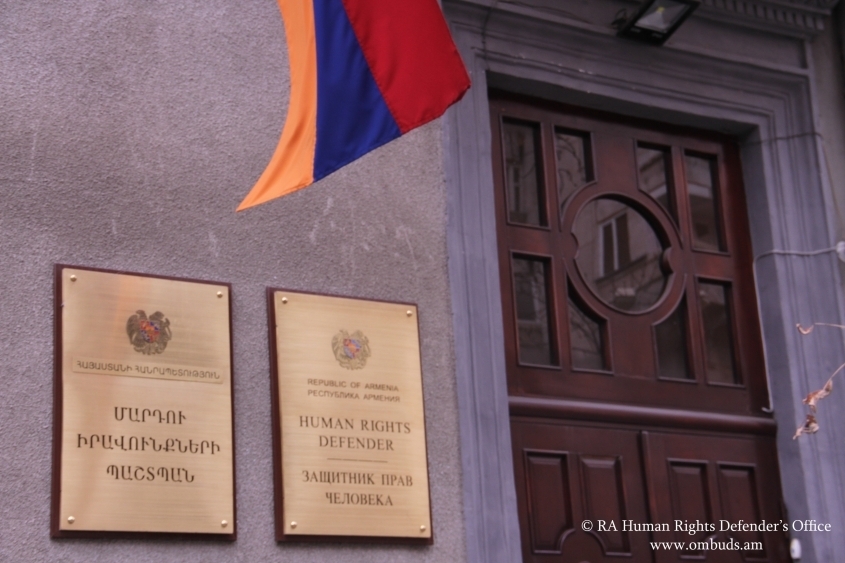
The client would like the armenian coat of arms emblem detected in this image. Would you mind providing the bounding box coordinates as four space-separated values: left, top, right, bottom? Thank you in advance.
331 329 371 370
126 310 172 355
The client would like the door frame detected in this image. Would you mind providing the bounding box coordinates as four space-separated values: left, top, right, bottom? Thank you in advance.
442 2 845 562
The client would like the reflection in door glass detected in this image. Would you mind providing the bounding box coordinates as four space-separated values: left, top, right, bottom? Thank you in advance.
699 281 737 384
637 145 675 221
555 129 592 206
504 121 545 226
655 298 691 380
568 292 606 370
513 256 555 365
685 154 723 251
573 199 667 312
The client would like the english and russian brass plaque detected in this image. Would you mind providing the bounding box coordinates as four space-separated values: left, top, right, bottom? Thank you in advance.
269 290 432 543
52 265 235 538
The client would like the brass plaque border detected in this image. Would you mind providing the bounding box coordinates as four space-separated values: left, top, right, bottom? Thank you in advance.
50 264 237 540
267 288 434 545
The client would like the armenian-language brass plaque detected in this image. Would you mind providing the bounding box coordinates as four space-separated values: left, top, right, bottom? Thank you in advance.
271 290 432 541
54 266 234 536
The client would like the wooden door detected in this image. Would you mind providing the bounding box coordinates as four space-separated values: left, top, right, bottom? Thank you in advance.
490 92 790 562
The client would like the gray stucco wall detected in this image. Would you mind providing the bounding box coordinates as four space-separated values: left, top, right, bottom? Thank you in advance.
0 1 466 561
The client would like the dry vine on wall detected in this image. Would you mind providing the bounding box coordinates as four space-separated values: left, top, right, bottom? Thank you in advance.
793 323 845 439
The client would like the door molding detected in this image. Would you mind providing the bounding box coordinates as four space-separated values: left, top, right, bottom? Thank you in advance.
509 396 777 435
443 2 845 562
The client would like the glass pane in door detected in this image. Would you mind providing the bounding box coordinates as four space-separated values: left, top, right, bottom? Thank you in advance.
513 256 555 365
685 154 724 251
555 129 592 206
573 198 667 312
637 144 675 221
504 121 546 226
698 281 738 384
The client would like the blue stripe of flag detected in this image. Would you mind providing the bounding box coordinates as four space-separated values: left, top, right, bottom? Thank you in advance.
312 0 402 181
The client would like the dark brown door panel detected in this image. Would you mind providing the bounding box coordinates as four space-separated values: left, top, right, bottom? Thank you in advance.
642 431 789 562
512 419 654 562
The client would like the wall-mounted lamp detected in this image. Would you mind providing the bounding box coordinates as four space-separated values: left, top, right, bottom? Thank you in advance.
616 0 700 45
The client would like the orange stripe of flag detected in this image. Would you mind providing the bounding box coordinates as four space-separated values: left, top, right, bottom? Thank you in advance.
237 0 318 211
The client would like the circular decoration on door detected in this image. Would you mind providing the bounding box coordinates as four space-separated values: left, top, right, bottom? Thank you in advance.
573 198 667 312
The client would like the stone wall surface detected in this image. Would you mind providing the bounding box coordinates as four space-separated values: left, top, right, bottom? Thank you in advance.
0 1 465 561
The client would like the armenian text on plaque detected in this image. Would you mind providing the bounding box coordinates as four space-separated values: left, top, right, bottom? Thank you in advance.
269 290 432 543
52 265 235 537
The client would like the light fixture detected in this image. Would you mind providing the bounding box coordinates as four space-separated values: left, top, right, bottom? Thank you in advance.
616 0 700 45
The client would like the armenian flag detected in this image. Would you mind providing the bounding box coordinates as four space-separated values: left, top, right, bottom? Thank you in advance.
237 0 471 211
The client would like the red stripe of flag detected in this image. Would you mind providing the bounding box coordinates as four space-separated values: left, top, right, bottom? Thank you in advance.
341 0 471 134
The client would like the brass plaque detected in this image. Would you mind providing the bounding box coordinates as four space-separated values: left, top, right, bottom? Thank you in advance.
53 266 235 536
271 290 432 541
